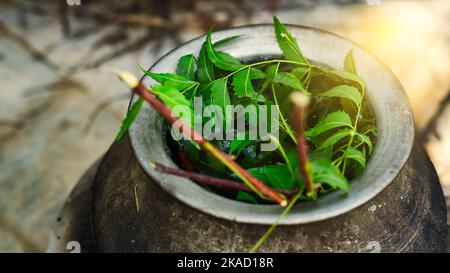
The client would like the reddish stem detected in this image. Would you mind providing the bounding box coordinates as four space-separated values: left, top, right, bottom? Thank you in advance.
132 83 287 205
178 147 194 172
151 162 297 197
291 94 315 196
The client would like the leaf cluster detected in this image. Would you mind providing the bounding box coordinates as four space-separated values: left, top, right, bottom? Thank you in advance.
116 16 377 203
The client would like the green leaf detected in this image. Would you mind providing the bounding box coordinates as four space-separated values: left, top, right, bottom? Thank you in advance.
142 70 197 91
292 66 310 80
197 42 215 83
273 72 307 92
151 85 193 125
265 64 278 80
229 139 254 156
344 49 357 74
115 98 144 142
247 164 295 190
273 16 309 65
308 146 333 161
305 111 352 138
263 165 296 189
259 64 278 93
206 30 244 71
236 191 257 203
213 35 241 48
176 54 196 80
246 167 267 182
356 133 374 155
317 129 353 150
344 147 366 169
311 158 349 193
317 85 362 106
232 67 257 98
229 131 255 156
328 70 365 90
249 68 266 80
210 78 231 127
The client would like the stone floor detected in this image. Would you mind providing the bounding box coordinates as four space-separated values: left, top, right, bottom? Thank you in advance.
0 0 449 252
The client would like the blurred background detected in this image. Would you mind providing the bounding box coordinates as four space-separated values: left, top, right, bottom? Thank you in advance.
0 0 449 252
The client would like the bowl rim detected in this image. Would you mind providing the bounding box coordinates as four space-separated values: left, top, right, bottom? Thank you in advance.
128 24 415 225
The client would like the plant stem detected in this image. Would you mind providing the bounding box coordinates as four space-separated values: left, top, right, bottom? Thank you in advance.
290 92 315 197
268 135 293 174
340 89 365 174
150 162 297 197
199 59 309 94
271 61 297 144
250 192 302 253
114 69 287 206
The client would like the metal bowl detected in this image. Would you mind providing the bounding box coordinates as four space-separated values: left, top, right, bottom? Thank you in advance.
128 24 414 225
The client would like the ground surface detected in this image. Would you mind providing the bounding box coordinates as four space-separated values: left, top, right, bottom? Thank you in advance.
0 0 449 252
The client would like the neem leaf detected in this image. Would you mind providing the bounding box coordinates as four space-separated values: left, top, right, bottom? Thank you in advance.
213 35 241 48
217 51 242 65
259 64 278 92
115 98 144 142
265 64 278 80
344 147 366 169
206 30 244 71
328 70 365 90
356 133 374 155
210 78 231 127
142 70 197 91
273 72 307 93
236 191 258 203
305 110 352 138
317 128 353 151
308 145 334 161
317 85 362 106
176 54 196 80
233 68 257 98
197 42 215 83
311 158 349 193
247 164 295 190
292 66 309 79
229 139 254 156
344 49 357 74
273 16 309 65
151 85 193 125
263 165 296 189
249 68 266 80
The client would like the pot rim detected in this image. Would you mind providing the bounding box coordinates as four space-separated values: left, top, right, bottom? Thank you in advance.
128 24 415 225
